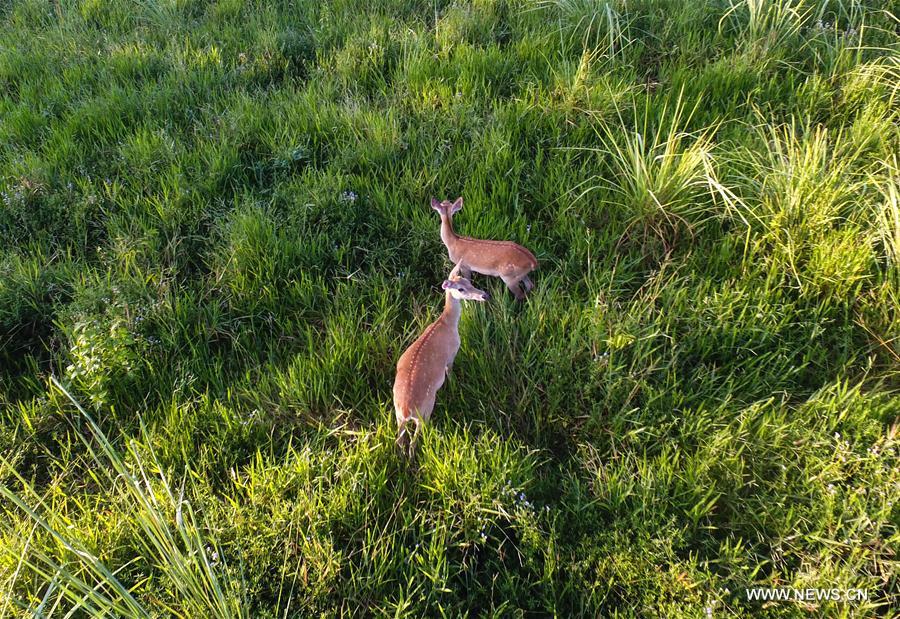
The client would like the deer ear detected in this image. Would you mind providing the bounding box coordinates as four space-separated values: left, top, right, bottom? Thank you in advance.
451 197 463 213
431 198 442 211
441 280 452 289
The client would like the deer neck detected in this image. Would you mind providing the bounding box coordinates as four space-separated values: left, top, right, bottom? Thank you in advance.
439 212 459 250
441 290 461 326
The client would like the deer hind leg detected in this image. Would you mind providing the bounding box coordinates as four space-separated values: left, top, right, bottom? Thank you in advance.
501 274 526 301
521 274 534 293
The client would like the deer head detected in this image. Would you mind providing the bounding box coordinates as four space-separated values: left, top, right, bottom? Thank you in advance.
431 197 463 217
442 263 490 301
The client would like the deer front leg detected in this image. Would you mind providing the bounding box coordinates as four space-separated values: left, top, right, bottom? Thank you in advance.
396 420 409 453
407 417 422 458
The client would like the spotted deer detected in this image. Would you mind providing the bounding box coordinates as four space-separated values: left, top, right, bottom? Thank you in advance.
393 264 490 457
431 197 538 300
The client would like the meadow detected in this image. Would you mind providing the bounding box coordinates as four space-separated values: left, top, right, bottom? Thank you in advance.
1 0 898 616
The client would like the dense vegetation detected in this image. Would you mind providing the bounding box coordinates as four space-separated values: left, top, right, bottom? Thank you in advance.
1 0 898 616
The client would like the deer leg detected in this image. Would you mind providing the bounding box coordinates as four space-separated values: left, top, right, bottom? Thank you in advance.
396 420 409 453
407 417 422 458
522 275 534 292
501 274 526 301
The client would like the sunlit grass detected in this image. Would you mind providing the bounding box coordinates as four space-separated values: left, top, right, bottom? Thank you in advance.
1 378 247 617
873 157 900 270
573 90 742 248
720 0 810 54
0 0 898 615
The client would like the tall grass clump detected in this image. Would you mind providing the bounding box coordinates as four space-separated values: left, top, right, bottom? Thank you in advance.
720 0 811 55
535 0 633 60
741 120 865 234
0 378 247 617
873 158 900 272
576 91 740 248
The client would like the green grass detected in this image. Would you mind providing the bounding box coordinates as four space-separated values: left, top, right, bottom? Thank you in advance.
0 0 898 616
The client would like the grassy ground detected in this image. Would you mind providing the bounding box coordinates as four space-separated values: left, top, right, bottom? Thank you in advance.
1 0 898 616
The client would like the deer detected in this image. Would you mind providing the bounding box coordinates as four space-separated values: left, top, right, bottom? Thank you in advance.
431 197 538 300
393 264 490 457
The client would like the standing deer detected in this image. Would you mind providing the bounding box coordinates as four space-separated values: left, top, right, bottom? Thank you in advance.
393 264 490 457
431 197 538 300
